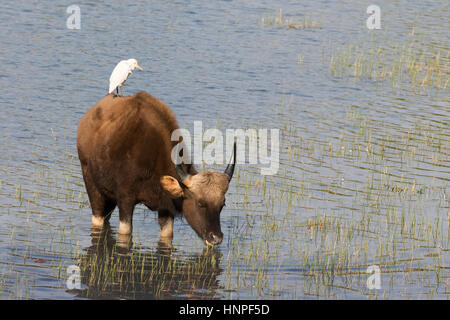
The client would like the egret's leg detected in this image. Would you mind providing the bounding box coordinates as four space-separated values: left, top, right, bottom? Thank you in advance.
116 87 119 96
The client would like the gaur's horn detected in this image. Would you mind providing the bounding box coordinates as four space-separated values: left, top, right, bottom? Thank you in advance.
176 164 190 183
224 142 236 181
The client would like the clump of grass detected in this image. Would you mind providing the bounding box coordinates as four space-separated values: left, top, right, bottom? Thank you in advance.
329 36 450 94
260 8 319 29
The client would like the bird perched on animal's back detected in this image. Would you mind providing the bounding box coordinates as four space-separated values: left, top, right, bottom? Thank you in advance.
109 59 143 95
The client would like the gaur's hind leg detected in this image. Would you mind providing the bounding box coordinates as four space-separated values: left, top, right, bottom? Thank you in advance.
92 198 116 226
117 199 135 235
81 166 116 227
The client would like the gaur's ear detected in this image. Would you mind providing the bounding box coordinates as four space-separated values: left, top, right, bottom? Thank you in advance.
160 176 184 198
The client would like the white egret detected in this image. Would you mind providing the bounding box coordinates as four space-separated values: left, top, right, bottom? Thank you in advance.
108 59 143 96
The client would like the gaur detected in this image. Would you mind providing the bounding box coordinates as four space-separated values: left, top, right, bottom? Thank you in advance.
77 92 236 245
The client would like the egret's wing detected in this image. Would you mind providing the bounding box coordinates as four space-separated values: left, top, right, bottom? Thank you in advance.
109 60 131 93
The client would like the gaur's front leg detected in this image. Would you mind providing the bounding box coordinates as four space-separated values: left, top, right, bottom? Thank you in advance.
158 210 174 240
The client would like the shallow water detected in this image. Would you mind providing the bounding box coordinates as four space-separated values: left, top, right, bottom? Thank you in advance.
0 0 448 299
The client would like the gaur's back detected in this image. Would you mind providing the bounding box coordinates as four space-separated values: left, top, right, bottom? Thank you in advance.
77 92 181 200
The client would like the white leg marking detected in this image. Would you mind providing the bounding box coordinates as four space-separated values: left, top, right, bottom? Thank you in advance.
92 216 105 227
118 221 132 234
160 223 173 239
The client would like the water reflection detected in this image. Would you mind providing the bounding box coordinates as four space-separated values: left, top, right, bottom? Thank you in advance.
73 224 224 299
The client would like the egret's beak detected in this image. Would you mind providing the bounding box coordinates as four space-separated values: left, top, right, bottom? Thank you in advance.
136 63 143 71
